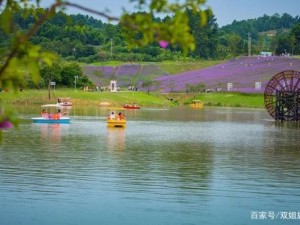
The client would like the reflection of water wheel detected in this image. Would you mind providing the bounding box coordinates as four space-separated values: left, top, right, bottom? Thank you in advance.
264 70 300 121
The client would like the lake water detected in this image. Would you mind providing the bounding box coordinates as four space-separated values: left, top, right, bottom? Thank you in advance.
0 106 300 225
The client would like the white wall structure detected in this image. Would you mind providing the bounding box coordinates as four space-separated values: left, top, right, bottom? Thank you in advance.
227 82 233 91
110 80 118 92
255 82 261 90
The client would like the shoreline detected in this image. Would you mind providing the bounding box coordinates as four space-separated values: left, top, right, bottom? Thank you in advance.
1 88 265 109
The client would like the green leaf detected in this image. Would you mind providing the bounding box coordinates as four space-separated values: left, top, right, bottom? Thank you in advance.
28 61 40 84
1 7 13 33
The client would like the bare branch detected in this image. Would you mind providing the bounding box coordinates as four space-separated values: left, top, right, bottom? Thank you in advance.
64 1 119 21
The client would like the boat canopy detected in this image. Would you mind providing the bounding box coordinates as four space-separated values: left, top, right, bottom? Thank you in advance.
41 104 60 107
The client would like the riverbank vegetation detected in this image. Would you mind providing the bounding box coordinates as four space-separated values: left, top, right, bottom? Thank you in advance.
2 89 265 109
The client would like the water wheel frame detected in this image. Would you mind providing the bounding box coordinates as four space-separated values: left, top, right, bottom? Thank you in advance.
264 70 300 121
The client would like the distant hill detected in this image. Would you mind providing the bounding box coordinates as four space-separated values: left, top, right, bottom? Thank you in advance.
155 56 300 93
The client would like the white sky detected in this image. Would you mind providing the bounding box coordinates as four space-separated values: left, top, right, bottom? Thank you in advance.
40 0 300 27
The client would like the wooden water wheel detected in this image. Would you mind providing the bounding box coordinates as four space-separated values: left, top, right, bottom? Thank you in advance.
264 70 300 121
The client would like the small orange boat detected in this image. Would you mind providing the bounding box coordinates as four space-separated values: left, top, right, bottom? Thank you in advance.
123 103 140 109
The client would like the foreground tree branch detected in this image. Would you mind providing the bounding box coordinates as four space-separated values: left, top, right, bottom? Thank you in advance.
0 0 120 78
64 1 119 21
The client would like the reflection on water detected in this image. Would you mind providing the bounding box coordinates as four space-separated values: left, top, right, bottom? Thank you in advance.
0 106 300 225
106 127 126 151
36 123 63 143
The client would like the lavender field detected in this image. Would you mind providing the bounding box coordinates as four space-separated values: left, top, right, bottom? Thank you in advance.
156 56 300 93
83 56 300 93
82 64 168 87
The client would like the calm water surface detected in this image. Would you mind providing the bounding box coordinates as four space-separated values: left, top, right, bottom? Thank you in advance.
0 106 300 225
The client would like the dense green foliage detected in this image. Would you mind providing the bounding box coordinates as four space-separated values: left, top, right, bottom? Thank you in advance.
220 13 300 56
1 9 299 64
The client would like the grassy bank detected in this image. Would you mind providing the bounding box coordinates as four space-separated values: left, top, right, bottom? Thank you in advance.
194 92 265 108
162 92 265 108
1 89 173 107
1 89 265 109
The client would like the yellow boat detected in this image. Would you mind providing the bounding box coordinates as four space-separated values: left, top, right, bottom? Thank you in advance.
190 100 204 109
107 118 126 128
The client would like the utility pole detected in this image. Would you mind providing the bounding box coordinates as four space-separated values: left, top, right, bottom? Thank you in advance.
248 32 251 56
110 38 113 58
74 76 78 91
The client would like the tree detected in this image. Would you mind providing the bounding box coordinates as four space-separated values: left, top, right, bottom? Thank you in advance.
40 63 62 99
185 82 205 95
186 8 219 59
195 82 206 93
168 80 176 92
185 83 193 95
291 24 300 55
60 62 82 87
228 33 243 58
274 32 292 55
142 78 160 94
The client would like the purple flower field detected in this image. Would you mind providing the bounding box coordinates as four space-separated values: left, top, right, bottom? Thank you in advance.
82 56 300 92
82 64 168 86
156 56 300 93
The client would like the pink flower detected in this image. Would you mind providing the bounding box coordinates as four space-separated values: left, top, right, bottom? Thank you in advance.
0 119 13 129
159 40 169 48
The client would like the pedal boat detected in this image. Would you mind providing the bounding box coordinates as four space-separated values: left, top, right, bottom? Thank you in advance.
190 100 204 109
32 116 70 124
32 104 70 124
107 118 126 128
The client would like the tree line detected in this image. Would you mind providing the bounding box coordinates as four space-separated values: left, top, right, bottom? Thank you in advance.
1 8 299 65
219 13 300 57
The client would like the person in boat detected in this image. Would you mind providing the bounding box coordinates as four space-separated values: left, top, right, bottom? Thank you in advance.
108 112 116 119
41 109 48 118
57 109 62 118
48 109 61 120
118 112 125 120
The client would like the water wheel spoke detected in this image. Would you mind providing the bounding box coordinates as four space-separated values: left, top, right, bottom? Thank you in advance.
282 76 290 91
290 77 295 91
292 78 300 91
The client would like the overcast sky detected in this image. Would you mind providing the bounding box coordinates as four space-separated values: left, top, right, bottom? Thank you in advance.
40 0 300 27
